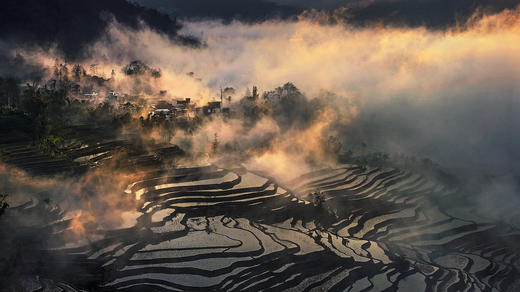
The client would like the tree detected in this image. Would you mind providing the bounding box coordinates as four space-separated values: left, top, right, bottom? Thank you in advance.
212 133 219 154
223 87 235 96
23 83 47 141
0 193 8 219
122 60 161 78
90 64 98 75
0 77 20 107
72 64 86 81
311 190 325 207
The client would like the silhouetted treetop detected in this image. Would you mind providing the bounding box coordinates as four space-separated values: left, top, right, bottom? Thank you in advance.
0 0 200 60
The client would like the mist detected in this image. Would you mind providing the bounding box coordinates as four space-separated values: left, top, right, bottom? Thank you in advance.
70 6 520 173
2 3 520 290
3 4 518 188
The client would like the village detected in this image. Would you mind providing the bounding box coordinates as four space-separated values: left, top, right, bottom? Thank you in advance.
147 95 232 122
0 61 306 150
71 88 232 122
0 61 237 124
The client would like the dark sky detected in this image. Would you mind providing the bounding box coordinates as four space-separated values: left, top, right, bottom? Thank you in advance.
0 0 198 60
132 0 520 27
130 0 300 22
1 0 518 62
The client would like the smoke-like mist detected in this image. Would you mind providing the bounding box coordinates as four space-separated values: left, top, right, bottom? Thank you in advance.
5 5 519 172
180 8 520 173
2 5 520 290
0 163 140 239
61 5 519 173
2 4 520 239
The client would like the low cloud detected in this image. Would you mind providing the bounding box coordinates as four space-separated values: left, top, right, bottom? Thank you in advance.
3 5 520 182
93 7 520 172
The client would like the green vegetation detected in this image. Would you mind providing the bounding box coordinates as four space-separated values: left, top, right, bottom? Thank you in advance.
2 73 452 185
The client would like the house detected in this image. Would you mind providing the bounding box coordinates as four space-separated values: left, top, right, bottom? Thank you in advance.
195 100 233 116
83 92 99 98
155 100 174 110
151 109 172 121
204 101 221 114
77 91 99 102
176 98 191 108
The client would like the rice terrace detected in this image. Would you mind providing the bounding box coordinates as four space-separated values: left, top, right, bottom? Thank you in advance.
1 0 520 291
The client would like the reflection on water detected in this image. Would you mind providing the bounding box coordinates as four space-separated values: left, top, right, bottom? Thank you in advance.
5 164 520 291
